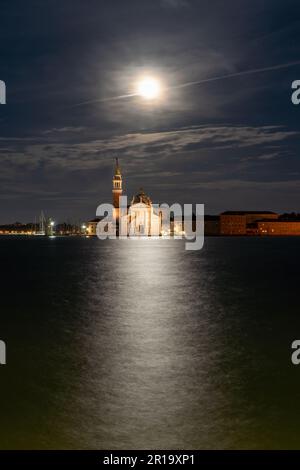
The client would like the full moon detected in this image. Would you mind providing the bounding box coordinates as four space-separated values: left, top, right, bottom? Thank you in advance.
137 77 161 100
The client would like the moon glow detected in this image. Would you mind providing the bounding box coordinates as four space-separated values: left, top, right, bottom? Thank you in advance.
137 77 161 100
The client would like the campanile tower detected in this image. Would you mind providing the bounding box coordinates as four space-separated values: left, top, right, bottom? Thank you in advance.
112 158 122 219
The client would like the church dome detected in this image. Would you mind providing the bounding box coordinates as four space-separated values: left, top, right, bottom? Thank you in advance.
131 188 152 206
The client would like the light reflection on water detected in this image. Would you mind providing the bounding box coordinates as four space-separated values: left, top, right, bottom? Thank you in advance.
0 236 300 449
75 239 226 449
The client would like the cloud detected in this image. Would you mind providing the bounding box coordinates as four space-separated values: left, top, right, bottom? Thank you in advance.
42 127 86 135
0 124 297 181
257 152 280 161
1 123 297 159
0 123 299 219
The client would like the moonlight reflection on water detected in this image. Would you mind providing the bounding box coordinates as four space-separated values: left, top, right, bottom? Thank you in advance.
0 237 299 449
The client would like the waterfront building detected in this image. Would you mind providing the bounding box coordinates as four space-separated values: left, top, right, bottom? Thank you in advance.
220 211 278 235
220 211 247 235
257 219 300 235
0 222 35 235
245 212 279 225
87 159 162 236
86 218 99 236
87 159 123 236
0 218 56 236
121 188 161 236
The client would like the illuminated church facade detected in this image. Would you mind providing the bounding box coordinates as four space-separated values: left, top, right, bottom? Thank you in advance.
113 159 161 236
87 159 163 236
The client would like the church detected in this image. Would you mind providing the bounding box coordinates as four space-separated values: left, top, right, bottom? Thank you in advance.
87 159 162 236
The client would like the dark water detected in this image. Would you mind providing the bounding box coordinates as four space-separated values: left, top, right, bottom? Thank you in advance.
0 236 300 449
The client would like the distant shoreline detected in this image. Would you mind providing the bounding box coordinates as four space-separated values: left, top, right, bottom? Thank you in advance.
0 234 300 238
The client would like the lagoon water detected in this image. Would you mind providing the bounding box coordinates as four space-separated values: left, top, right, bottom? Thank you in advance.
0 236 300 449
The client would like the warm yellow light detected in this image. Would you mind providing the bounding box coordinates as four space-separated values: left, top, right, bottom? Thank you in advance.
137 77 161 100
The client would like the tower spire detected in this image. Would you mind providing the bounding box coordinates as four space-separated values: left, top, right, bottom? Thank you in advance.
115 157 121 176
112 158 122 212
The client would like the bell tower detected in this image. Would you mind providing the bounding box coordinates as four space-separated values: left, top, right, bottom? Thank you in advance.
112 158 122 218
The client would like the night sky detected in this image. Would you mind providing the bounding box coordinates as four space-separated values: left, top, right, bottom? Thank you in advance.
1 0 300 223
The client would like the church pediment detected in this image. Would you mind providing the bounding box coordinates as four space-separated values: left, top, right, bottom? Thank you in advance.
129 202 150 209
